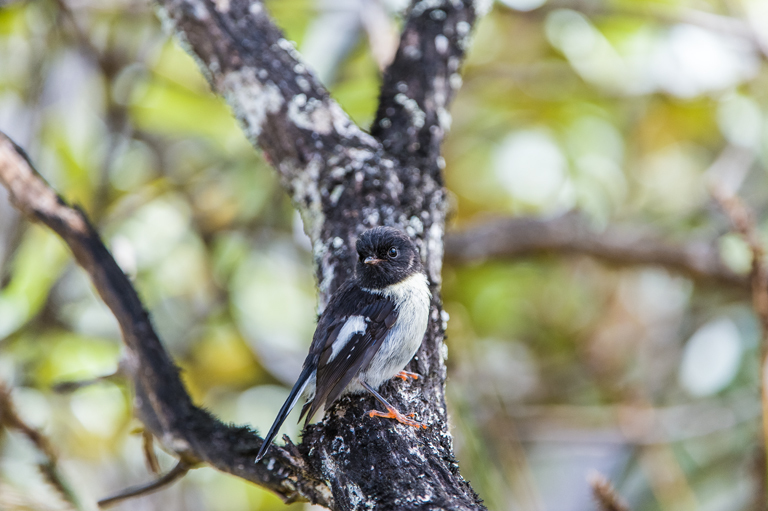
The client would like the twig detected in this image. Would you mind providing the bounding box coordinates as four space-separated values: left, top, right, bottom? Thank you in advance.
508 392 759 445
0 382 82 510
52 371 122 393
142 430 161 475
506 0 767 59
588 472 630 511
711 187 768 504
97 460 190 508
444 213 748 292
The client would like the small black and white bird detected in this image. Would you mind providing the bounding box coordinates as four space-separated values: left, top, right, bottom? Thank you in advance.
255 226 431 461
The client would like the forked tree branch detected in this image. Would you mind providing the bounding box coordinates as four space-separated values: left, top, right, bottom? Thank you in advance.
1 0 485 508
154 2 484 508
0 133 333 507
0 381 81 510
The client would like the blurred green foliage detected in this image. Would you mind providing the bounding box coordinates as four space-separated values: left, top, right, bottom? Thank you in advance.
1 0 767 510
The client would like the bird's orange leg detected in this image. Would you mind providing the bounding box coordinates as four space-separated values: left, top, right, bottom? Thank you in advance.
395 370 420 381
361 382 426 429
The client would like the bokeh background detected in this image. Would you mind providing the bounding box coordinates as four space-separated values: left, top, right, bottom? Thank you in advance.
1 0 768 510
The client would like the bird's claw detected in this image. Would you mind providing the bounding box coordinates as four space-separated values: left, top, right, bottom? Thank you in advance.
395 371 420 381
368 408 426 429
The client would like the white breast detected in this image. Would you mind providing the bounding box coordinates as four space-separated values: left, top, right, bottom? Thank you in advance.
356 272 431 390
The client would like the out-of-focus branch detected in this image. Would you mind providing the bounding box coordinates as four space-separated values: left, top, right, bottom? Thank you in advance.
97 461 190 509
444 214 748 292
142 430 162 475
711 187 768 502
503 0 768 59
711 189 768 340
589 472 631 511
0 382 81 510
508 392 759 445
0 132 333 507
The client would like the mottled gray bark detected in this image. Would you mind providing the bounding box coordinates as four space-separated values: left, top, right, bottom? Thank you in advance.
3 0 486 509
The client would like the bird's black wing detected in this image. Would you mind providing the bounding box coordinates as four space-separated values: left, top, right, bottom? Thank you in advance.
299 283 398 424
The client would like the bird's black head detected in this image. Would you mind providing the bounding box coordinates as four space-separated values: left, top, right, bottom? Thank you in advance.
355 226 423 290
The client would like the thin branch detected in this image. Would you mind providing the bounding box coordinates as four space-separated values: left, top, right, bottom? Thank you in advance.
98 461 190 509
711 187 768 503
0 382 81 510
97 462 187 508
505 0 767 59
0 132 333 507
710 189 768 332
508 392 759 445
588 472 631 511
444 213 748 292
52 371 123 394
142 430 162 475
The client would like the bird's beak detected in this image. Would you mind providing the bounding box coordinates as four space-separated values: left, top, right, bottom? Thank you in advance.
364 256 383 265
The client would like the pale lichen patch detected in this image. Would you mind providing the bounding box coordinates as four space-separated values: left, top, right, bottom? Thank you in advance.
220 68 283 142
409 215 425 236
276 37 303 62
288 94 334 134
330 167 348 179
475 0 493 17
426 221 443 284
329 185 344 205
395 93 426 129
450 72 463 90
329 103 378 147
412 0 446 17
440 309 450 330
430 8 447 20
438 107 452 132
292 157 324 243
296 75 311 92
435 34 449 54
213 0 230 12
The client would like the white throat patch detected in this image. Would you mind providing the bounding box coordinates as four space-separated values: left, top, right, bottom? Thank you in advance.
363 272 431 308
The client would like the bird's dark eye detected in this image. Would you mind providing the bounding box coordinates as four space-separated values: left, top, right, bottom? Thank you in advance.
387 247 398 258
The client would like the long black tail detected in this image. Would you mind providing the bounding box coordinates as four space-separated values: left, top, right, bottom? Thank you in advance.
255 365 313 462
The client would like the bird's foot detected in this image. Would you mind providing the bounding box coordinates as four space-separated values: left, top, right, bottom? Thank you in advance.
394 371 420 381
368 406 426 429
